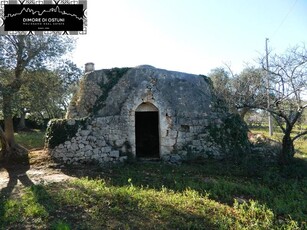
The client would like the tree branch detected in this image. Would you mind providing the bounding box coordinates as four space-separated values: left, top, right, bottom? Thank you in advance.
293 130 307 142
224 63 236 78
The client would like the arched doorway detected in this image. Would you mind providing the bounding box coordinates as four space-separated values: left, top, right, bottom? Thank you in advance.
135 103 160 158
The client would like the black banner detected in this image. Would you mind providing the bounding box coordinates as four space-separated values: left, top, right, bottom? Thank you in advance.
4 4 83 32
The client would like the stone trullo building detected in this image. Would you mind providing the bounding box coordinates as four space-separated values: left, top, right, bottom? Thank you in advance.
46 64 250 164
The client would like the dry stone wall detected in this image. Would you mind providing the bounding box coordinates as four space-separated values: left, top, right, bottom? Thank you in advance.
46 65 250 165
49 117 129 165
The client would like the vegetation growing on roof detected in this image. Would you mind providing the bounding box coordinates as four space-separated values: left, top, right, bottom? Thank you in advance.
92 67 131 114
199 74 212 85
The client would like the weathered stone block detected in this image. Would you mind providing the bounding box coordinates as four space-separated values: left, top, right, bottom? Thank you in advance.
102 146 112 153
87 136 97 142
70 143 78 151
119 156 128 162
80 130 91 136
97 140 106 147
110 151 119 158
192 140 201 146
170 155 182 163
93 148 100 155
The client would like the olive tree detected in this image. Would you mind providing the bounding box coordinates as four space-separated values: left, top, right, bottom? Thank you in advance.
209 45 307 164
208 67 266 120
15 61 81 129
0 35 75 157
260 45 307 164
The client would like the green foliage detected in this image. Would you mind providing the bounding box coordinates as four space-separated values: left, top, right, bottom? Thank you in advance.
208 67 267 118
0 35 75 70
2 63 81 124
45 118 87 149
208 67 231 98
233 200 274 229
92 67 131 114
0 35 78 149
20 69 76 120
2 199 22 223
207 114 250 159
51 221 71 230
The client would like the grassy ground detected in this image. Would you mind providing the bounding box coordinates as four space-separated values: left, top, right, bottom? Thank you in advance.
250 125 307 159
0 129 306 229
0 161 306 229
14 129 45 150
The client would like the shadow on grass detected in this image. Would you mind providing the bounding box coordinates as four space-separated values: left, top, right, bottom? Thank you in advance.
0 154 34 195
59 157 307 225
64 177 222 229
0 154 61 228
0 153 34 226
59 156 307 191
1 153 305 228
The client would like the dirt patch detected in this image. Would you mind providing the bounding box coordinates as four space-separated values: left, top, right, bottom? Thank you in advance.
0 149 76 195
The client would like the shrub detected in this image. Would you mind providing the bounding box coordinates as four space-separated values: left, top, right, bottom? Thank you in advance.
45 118 87 149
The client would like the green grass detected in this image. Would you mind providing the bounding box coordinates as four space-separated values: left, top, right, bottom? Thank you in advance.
0 162 306 229
250 125 307 159
1 128 305 229
14 129 45 150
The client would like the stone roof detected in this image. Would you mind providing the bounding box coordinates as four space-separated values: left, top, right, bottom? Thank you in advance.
66 65 218 119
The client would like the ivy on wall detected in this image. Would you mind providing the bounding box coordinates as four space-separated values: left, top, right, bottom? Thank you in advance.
45 118 87 149
207 114 250 159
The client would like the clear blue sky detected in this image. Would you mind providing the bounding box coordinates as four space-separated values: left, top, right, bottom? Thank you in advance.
72 0 307 75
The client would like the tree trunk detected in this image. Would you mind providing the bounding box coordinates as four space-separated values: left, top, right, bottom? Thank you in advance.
0 126 9 159
279 132 295 165
239 107 250 121
2 94 28 159
3 94 16 153
18 109 27 130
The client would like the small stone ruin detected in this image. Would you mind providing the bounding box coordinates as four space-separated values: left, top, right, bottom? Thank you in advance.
45 65 250 164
